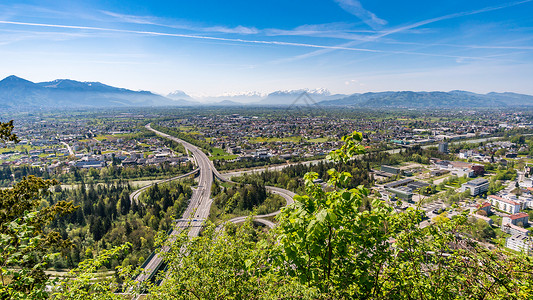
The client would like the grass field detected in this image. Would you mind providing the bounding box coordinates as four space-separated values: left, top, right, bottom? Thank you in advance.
93 133 137 141
308 137 329 143
249 136 302 143
210 147 238 161
0 144 41 154
446 176 472 188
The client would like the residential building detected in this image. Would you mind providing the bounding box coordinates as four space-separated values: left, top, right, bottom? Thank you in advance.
505 234 532 254
461 178 489 196
502 193 533 210
471 213 493 225
477 202 491 215
502 213 529 227
488 195 521 214
502 223 530 236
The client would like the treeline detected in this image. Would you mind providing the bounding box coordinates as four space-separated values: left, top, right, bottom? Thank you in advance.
213 157 285 171
363 145 453 167
0 162 194 187
236 158 374 194
210 181 284 220
63 162 194 183
45 179 192 270
0 165 50 186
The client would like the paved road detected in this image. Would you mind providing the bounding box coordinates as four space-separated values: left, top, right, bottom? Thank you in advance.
129 168 199 204
216 186 296 229
135 124 216 283
138 124 462 282
61 141 75 156
220 148 404 180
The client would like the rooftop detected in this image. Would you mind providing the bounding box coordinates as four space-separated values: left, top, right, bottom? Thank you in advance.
503 223 529 234
465 178 489 186
489 195 519 206
509 212 529 220
478 202 491 209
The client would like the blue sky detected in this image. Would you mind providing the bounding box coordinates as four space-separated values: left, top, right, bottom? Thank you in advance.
1 0 532 97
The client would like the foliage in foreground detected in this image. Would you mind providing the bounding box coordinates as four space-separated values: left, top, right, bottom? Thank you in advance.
1 120 533 299
146 131 533 299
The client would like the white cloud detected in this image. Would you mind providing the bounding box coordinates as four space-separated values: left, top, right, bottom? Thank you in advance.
345 79 365 86
281 0 533 63
205 25 259 35
100 10 259 35
334 0 387 29
0 20 510 64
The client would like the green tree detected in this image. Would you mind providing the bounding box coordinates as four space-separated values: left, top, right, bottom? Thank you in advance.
276 131 397 297
53 244 131 300
0 121 77 298
0 120 19 144
150 220 317 299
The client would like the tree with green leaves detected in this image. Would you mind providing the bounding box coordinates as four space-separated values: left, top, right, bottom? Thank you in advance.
275 131 533 298
0 121 77 299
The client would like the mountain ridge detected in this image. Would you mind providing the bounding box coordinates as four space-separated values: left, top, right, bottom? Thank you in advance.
2 75 533 109
0 75 194 108
317 90 533 108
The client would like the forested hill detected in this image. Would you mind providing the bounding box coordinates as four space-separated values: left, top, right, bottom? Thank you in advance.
318 90 533 108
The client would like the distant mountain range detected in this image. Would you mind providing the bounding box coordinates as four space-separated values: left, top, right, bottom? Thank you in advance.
0 76 192 108
1 75 533 109
318 90 533 108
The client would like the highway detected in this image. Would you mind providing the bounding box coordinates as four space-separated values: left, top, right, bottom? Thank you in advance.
216 186 296 230
129 168 199 204
135 123 299 285
134 123 493 288
134 124 217 283
132 126 510 295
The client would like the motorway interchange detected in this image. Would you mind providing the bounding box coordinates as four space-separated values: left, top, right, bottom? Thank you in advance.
134 124 296 284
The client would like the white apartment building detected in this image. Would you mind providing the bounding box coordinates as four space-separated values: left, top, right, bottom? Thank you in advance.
505 234 532 254
488 195 521 214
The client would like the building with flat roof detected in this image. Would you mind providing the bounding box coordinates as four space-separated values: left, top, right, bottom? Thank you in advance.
505 234 532 254
502 223 529 236
470 213 493 225
381 165 400 175
384 178 414 189
461 178 489 196
386 186 413 201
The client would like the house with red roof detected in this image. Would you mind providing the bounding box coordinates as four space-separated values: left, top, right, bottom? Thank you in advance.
488 195 521 214
502 212 529 227
477 202 491 215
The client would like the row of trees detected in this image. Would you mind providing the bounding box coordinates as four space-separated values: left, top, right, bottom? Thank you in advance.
234 156 375 194
0 161 194 187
